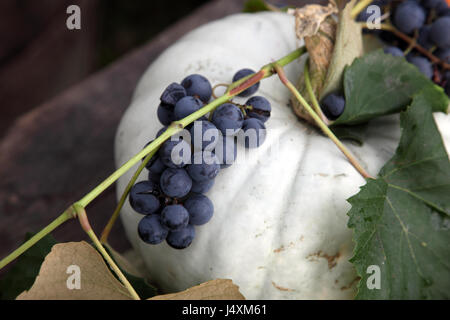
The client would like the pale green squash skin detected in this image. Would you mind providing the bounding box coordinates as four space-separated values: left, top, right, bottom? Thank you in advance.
115 12 450 299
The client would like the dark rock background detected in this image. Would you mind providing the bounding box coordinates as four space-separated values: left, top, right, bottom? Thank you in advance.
0 0 211 138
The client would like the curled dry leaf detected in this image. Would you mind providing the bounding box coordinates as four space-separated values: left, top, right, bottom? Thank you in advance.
17 241 132 300
149 279 245 300
292 15 337 124
320 0 363 99
291 0 363 125
288 1 337 39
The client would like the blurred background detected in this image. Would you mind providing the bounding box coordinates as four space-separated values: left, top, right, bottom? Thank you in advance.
0 0 213 138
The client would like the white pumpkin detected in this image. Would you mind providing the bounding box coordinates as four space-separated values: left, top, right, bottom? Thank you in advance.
115 12 450 299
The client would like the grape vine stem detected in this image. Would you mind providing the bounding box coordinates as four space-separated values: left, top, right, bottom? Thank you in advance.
0 46 307 271
275 63 373 180
378 23 450 70
359 23 450 70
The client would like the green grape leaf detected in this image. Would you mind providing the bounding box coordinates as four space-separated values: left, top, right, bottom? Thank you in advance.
333 50 449 126
347 92 450 299
0 233 57 300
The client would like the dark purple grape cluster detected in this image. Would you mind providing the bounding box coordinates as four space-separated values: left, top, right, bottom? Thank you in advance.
359 0 450 96
132 70 271 249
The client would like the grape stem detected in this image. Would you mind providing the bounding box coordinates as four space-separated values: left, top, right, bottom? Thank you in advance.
360 23 450 70
402 30 418 57
351 0 375 19
211 83 231 99
0 46 307 271
275 63 373 180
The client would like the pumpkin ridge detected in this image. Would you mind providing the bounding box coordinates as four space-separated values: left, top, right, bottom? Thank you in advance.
261 123 313 298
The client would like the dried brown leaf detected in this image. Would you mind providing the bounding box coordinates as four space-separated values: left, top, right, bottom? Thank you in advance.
292 15 337 124
289 2 337 39
17 241 132 300
320 0 363 99
291 0 363 124
149 279 245 300
15 241 244 300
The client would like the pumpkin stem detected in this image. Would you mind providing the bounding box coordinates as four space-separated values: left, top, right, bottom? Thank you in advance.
275 63 374 180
